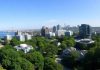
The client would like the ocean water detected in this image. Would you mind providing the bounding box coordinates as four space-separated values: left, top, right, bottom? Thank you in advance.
0 31 15 38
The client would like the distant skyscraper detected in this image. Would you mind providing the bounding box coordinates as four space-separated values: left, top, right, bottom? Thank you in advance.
79 24 91 38
16 35 25 42
15 31 22 35
25 34 32 40
41 26 49 37
57 24 61 30
53 26 57 32
5 35 12 41
41 26 46 36
55 30 66 37
65 31 73 37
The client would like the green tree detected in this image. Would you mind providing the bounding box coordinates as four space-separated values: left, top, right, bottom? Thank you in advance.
45 44 58 57
25 51 44 70
10 37 20 46
38 41 45 52
58 36 75 47
82 47 100 70
44 57 63 70
60 41 67 50
17 57 34 70
0 65 6 70
62 50 80 68
25 40 36 48
0 47 34 70
66 37 75 47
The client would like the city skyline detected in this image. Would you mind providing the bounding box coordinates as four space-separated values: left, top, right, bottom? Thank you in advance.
0 0 100 30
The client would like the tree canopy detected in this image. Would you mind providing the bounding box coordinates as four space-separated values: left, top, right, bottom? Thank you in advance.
25 51 44 70
0 46 34 70
44 57 63 70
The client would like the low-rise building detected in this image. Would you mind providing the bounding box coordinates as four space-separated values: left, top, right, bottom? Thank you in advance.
62 47 76 57
62 47 87 60
78 50 87 59
14 44 33 53
75 39 95 44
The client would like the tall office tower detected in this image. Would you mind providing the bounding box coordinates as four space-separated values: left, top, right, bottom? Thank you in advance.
25 34 32 40
5 35 12 41
65 31 73 37
53 26 57 32
15 30 22 35
79 24 91 39
16 35 25 42
55 30 66 37
41 26 46 36
41 26 49 37
57 24 61 30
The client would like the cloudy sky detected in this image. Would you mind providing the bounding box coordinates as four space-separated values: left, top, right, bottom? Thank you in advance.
0 0 100 30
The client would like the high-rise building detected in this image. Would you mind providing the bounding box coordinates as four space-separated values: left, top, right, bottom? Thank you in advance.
5 35 12 41
16 35 25 42
53 26 57 32
55 30 66 37
15 31 22 35
47 32 55 38
79 24 91 38
65 31 73 37
41 26 49 37
57 24 61 30
41 26 46 36
25 34 32 40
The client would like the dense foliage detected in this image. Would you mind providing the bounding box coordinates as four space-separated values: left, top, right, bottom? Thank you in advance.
0 34 100 70
25 51 44 70
60 35 100 70
0 46 34 70
0 36 66 70
62 50 80 69
44 57 63 70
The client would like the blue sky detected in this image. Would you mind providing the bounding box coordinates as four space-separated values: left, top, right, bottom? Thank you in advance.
0 0 100 30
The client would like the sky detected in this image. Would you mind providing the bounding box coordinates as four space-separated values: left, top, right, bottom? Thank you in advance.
0 0 100 30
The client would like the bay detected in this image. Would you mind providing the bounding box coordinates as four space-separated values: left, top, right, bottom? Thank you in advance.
0 31 15 38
